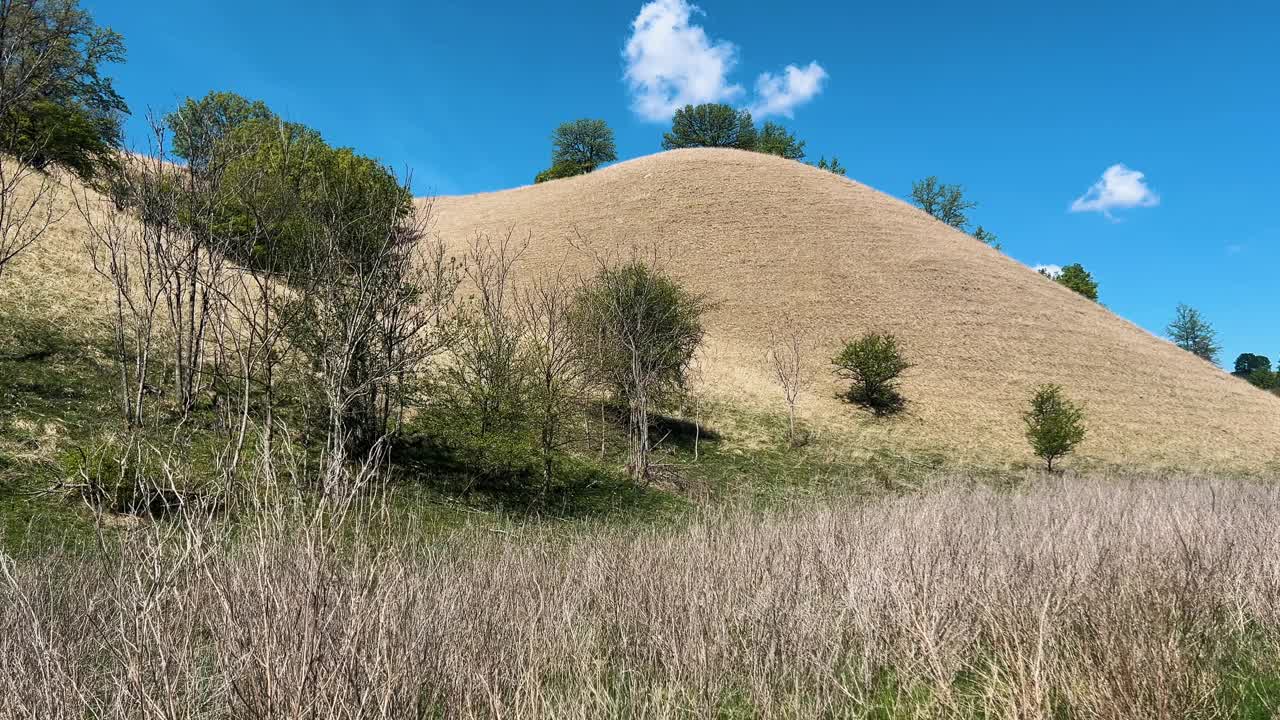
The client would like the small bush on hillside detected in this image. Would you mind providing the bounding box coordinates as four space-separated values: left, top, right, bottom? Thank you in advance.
535 161 592 184
1023 384 1086 472
1167 303 1221 364
815 156 846 176
755 121 805 160
1055 263 1099 301
832 333 911 415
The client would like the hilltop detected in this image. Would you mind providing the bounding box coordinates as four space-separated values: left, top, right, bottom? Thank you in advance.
427 148 1280 471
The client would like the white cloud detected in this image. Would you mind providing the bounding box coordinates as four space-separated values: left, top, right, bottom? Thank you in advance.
622 0 826 122
1034 264 1063 278
1070 164 1160 219
750 62 828 118
623 0 742 122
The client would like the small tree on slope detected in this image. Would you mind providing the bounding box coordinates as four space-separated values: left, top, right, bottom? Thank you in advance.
1166 303 1221 364
832 333 911 416
1024 384 1086 472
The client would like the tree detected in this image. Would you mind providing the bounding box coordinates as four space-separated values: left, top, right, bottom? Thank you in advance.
832 332 911 415
1167 303 1221 364
815 156 846 176
165 91 274 170
1024 384 1086 472
1055 263 1098 301
0 0 124 280
0 0 127 180
661 103 755 150
534 161 591 184
520 272 591 497
447 231 532 439
551 118 617 170
910 176 975 230
767 321 812 447
1233 353 1271 377
972 225 1000 249
754 121 805 160
1246 369 1279 391
572 259 707 481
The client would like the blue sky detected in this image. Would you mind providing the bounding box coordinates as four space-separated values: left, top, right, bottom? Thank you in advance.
86 0 1278 367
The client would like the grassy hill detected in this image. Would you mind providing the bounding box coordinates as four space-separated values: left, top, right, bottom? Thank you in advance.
428 148 1280 472
1 149 1278 499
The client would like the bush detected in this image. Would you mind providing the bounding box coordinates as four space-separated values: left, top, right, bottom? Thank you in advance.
534 161 592 184
832 333 911 415
755 122 805 160
1023 384 1086 472
1055 263 1099 301
815 156 846 176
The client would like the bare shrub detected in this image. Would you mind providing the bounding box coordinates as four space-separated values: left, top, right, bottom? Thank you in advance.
767 318 812 447
3 474 1279 719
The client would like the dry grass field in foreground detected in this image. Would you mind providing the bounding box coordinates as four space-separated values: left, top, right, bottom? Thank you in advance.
430 149 1280 470
4 475 1280 719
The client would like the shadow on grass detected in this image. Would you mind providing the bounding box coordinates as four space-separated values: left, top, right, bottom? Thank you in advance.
388 429 687 523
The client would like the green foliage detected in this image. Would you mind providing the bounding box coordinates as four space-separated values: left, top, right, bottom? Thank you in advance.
661 103 756 150
910 176 976 230
1233 353 1271 377
1245 368 1278 392
832 333 911 415
1167 303 1221 364
815 156 846 176
551 118 617 170
534 161 591 184
1054 263 1099 301
572 261 707 407
754 121 805 160
972 225 1000 249
1023 384 1086 471
213 117 411 273
0 0 128 179
165 91 274 168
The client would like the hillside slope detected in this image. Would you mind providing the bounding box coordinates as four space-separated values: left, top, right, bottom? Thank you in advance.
428 148 1280 470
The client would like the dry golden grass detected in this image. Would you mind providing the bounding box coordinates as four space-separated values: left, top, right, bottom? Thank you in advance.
427 149 1280 471
4 474 1280 718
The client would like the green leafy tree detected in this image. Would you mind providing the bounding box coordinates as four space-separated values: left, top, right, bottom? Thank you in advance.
832 332 911 415
754 121 805 160
1247 368 1279 391
910 176 976 230
551 118 617 170
572 260 707 480
1166 303 1221 364
1024 384 1086 472
815 156 846 176
972 225 1000 249
661 103 756 150
534 161 591 184
0 0 128 179
1055 263 1098 301
165 91 274 169
1233 353 1271 377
